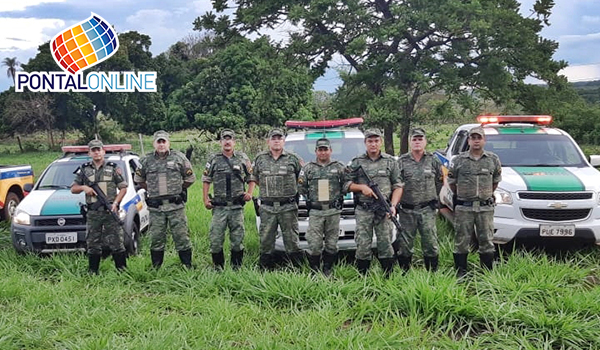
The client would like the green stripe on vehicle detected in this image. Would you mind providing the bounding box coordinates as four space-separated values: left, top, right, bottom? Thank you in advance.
40 190 83 215
496 127 545 134
306 131 344 139
512 167 584 191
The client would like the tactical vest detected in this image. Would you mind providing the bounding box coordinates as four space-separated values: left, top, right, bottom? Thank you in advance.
399 154 438 204
211 155 247 201
257 153 298 199
81 162 119 204
144 153 184 198
454 153 497 201
304 162 345 204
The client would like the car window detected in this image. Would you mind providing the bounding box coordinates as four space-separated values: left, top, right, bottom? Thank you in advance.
37 160 126 189
485 134 586 167
285 137 365 164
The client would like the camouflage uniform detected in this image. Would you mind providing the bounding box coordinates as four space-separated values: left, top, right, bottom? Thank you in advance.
448 126 502 275
253 133 303 268
73 160 127 256
346 151 403 262
397 148 444 271
202 144 254 267
135 131 196 268
298 159 346 256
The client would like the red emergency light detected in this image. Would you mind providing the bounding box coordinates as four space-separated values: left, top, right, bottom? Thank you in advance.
477 115 553 125
285 117 364 129
61 144 132 154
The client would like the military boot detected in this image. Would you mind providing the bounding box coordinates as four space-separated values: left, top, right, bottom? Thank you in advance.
112 251 127 271
289 251 305 268
231 250 244 270
259 253 274 271
212 250 225 270
397 254 412 274
151 250 164 269
308 254 321 273
88 254 102 275
479 252 494 271
322 252 338 277
453 253 469 278
356 259 371 275
380 258 395 278
424 255 439 272
178 249 193 269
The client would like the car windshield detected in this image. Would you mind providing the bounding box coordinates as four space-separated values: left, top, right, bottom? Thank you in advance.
37 160 126 189
285 137 365 164
485 134 586 167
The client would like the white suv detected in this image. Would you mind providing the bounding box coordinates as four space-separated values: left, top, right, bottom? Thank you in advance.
11 144 150 255
440 115 600 248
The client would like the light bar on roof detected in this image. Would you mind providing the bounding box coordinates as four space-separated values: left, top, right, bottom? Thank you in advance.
285 117 364 129
61 144 132 153
477 115 553 125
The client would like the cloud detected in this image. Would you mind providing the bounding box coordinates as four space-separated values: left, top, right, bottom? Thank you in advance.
559 32 600 44
0 17 64 51
582 16 600 24
0 0 66 12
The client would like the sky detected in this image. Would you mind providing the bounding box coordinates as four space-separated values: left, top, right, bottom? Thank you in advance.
1 0 600 93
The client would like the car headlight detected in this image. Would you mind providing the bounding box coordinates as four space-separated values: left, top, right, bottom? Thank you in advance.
494 188 513 205
13 211 31 225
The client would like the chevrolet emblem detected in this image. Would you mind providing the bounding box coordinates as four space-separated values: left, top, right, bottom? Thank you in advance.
548 202 568 209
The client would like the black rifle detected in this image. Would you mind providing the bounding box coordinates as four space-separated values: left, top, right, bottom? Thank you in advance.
252 197 260 216
88 182 132 244
356 166 409 248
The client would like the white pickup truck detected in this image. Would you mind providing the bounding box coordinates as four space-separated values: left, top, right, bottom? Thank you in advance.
439 115 600 248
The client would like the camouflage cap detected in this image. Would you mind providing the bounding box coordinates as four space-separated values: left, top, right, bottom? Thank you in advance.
468 126 485 137
410 127 426 137
315 138 331 149
153 130 170 142
268 128 285 138
220 129 235 139
364 128 382 138
88 139 103 149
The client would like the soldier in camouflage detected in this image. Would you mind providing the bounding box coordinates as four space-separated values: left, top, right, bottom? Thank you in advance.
448 126 502 277
253 128 304 270
202 129 256 270
346 129 403 276
298 138 347 276
395 128 444 272
134 130 196 269
71 139 128 274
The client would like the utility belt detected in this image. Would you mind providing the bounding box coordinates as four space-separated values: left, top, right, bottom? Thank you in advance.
357 201 385 211
261 196 298 207
400 200 438 210
147 195 183 208
87 201 109 211
211 195 246 207
308 198 343 211
455 198 494 207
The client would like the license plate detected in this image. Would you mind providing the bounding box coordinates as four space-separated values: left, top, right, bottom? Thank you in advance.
540 224 575 237
46 232 78 244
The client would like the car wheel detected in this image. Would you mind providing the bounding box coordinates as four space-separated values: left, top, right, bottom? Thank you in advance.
3 191 21 221
125 222 140 256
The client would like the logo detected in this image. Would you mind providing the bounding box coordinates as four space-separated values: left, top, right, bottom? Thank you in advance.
57 218 66 226
51 13 118 74
15 13 156 93
548 202 568 209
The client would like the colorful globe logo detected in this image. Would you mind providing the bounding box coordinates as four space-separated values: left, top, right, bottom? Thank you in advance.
51 13 119 74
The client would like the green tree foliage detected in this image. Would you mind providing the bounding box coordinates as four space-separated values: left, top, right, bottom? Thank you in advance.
168 37 314 133
198 0 565 154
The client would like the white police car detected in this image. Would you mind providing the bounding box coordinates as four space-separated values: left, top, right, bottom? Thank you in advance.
256 118 396 253
440 115 600 248
11 144 150 255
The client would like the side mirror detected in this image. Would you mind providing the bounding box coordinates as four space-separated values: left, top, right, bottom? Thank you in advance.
590 155 600 167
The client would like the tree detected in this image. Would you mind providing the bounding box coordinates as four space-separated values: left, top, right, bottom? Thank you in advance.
2 57 20 85
197 0 565 154
2 93 56 148
168 37 314 133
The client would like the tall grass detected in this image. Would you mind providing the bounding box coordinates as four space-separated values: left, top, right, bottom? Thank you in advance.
1 145 600 349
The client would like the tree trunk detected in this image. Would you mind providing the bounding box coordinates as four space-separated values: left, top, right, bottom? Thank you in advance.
400 122 410 155
17 136 23 153
384 124 395 155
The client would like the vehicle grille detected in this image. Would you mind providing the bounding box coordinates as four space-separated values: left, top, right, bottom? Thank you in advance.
518 192 593 200
35 218 85 226
521 208 591 221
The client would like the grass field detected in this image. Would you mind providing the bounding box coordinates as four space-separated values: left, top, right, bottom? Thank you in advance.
1 137 600 349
